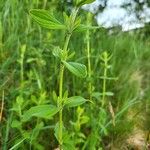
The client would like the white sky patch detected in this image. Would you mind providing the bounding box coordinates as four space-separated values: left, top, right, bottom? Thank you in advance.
97 7 126 27
107 0 124 7
83 0 150 31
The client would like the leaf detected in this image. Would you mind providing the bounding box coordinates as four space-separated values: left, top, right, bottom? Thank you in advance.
80 116 89 124
105 92 114 96
54 122 59 141
11 120 21 128
98 108 108 135
29 9 66 30
77 0 95 7
67 51 75 60
54 122 66 143
92 92 102 100
92 91 114 98
74 24 100 32
52 46 62 58
22 105 59 122
63 61 87 78
16 96 23 106
52 91 58 104
99 76 118 80
30 122 44 142
64 96 87 108
62 142 76 150
9 138 26 150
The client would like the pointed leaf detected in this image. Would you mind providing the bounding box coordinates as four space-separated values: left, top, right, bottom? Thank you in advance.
63 61 87 78
92 91 114 97
52 46 62 58
77 0 95 7
22 105 59 122
92 92 102 97
29 9 66 30
105 92 114 96
74 24 100 32
65 96 87 108
99 76 118 80
9 138 26 150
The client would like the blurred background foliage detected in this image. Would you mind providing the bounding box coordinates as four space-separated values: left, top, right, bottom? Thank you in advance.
0 0 150 149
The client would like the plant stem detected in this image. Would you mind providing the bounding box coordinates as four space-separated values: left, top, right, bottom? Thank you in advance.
102 58 107 107
0 90 4 122
86 13 92 101
20 45 26 94
20 56 24 89
58 33 71 149
3 112 13 150
58 8 79 148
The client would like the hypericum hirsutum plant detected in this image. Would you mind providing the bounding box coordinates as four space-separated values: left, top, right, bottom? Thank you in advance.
23 0 97 149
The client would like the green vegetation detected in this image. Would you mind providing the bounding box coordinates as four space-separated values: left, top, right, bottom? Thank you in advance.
0 0 150 150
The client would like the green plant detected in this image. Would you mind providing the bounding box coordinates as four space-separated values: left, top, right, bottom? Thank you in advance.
1 0 150 149
26 1 97 149
70 106 89 147
99 51 116 108
85 51 116 149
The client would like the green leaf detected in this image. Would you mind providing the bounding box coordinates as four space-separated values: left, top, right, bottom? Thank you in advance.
92 92 102 100
67 51 75 60
16 96 23 106
30 122 44 141
22 105 59 122
29 9 66 30
54 122 66 143
11 120 21 128
99 76 118 80
54 122 59 141
63 61 87 78
105 92 114 96
74 24 100 32
52 46 62 58
98 108 108 135
80 116 89 124
9 138 26 150
77 0 95 7
64 96 87 108
92 91 114 98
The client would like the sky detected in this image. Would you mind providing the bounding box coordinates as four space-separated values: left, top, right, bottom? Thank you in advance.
82 0 150 31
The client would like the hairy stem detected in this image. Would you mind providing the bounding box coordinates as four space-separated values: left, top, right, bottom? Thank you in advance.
86 13 92 101
58 8 79 149
58 33 71 149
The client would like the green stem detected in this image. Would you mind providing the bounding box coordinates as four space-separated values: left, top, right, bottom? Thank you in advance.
43 0 47 9
86 13 92 101
58 8 79 149
3 112 13 150
102 59 107 107
0 19 3 62
20 45 26 94
20 57 24 90
58 33 71 149
87 40 92 101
